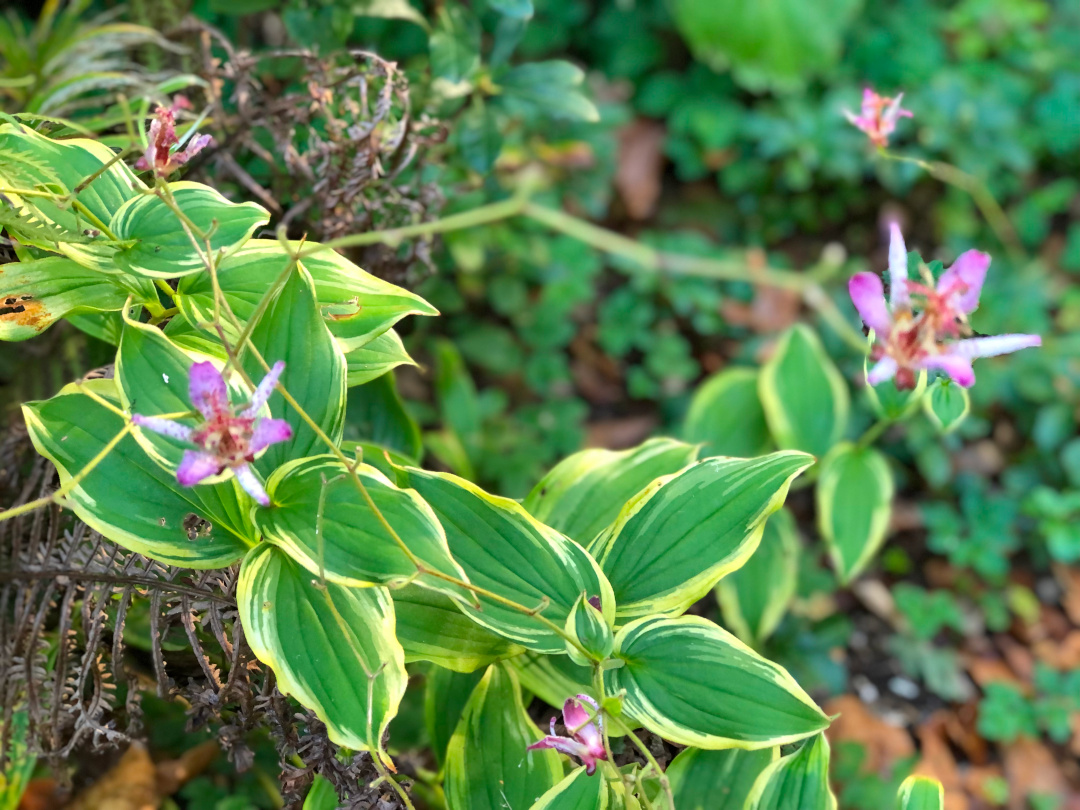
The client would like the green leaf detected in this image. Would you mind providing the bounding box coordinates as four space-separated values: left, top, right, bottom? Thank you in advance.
604 616 829 749
0 123 146 271
22 380 249 567
588 452 812 621
670 0 861 92
684 368 772 457
0 256 140 341
393 585 524 673
344 370 422 460
344 328 416 387
895 775 945 810
425 665 485 768
352 0 431 31
510 651 593 711
110 181 269 278
458 105 504 174
529 767 610 810
238 544 407 758
565 593 614 666
716 507 800 646
866 369 927 421
340 441 417 480
395 466 616 654
745 734 837 810
302 776 337 810
816 442 894 584
444 665 563 810
488 0 534 20
668 747 778 810
923 379 970 434
429 4 481 85
173 240 437 352
0 710 35 810
242 262 346 472
524 437 699 546
495 61 600 122
256 456 469 598
759 325 850 458
65 310 126 345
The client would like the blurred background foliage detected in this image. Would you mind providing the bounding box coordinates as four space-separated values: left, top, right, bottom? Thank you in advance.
3 0 1080 806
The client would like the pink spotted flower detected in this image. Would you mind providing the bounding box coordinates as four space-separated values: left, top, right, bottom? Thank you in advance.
849 223 1041 390
135 96 213 176
528 695 607 776
844 88 913 148
132 361 291 506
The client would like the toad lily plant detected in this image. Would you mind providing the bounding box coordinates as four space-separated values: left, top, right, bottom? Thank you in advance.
849 223 1041 389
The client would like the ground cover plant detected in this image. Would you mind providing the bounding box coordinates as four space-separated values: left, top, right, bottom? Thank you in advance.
1 1 1079 809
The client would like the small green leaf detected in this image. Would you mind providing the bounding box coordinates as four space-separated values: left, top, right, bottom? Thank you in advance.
430 3 481 85
684 368 772 457
395 466 616 654
895 775 945 810
716 507 800 646
23 380 249 568
668 747 778 810
352 0 430 30
302 775 337 810
344 370 422 460
0 710 36 810
242 262 346 472
393 585 524 673
488 0 533 20
604 616 829 749
923 378 970 434
238 544 407 758
510 651 593 711
589 452 812 621
816 442 894 584
0 256 144 341
256 456 469 598
866 369 927 421
565 593 614 666
110 181 269 278
425 665 485 768
759 325 850 458
744 733 837 810
444 665 563 810
524 437 699 546
495 61 600 122
528 767 609 810
344 328 416 387
457 105 504 174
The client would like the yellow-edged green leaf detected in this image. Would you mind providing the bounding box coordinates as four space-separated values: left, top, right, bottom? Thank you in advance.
510 651 593 711
393 585 524 672
895 775 944 810
604 616 829 749
745 733 837 810
0 256 138 341
668 747 778 810
759 325 849 457
524 437 699 546
302 775 337 810
343 370 422 459
173 239 437 351
395 467 616 654
0 122 146 271
444 665 563 810
923 378 969 434
22 379 249 567
588 452 812 621
344 328 416 387
255 456 469 599
715 507 800 646
238 544 407 759
529 767 612 810
425 665 485 769
242 262 346 473
816 442 894 584
110 181 268 278
684 368 772 457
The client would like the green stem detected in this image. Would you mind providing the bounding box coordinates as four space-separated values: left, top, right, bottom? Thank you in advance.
857 415 895 449
605 713 675 810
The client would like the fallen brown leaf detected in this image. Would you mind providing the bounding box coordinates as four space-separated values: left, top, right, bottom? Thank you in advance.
913 712 968 810
615 119 666 220
1053 564 1080 626
824 695 915 776
1002 737 1068 810
63 744 158 810
584 415 657 449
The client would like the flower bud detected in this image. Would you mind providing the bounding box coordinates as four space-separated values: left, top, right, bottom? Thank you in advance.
565 592 614 666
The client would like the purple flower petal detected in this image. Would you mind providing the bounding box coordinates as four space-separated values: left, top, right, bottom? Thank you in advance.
250 417 293 454
189 361 229 419
866 357 898 386
920 353 975 388
233 463 270 506
177 450 222 487
527 735 591 762
887 222 909 310
132 413 193 442
243 361 286 417
939 250 990 314
562 698 592 733
848 272 892 335
948 334 1042 360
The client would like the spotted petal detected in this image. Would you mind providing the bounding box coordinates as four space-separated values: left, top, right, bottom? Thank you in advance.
848 272 892 335
919 353 975 388
131 413 193 442
177 450 222 486
234 462 270 506
866 356 898 386
188 361 229 420
243 360 286 417
887 222 909 310
949 334 1042 359
939 250 989 314
250 417 292 454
